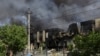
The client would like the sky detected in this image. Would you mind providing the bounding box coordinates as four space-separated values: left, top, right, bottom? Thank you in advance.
0 0 100 30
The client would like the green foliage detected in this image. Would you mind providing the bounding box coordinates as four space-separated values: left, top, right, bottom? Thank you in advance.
0 40 6 55
69 32 100 56
0 25 27 54
0 53 5 56
67 43 73 51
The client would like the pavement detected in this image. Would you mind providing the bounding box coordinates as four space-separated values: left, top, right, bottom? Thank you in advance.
15 50 68 56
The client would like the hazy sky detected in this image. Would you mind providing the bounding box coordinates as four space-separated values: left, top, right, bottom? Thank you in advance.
0 0 100 30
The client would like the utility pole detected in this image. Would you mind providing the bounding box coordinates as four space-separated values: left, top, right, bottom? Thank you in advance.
46 32 48 56
26 8 32 54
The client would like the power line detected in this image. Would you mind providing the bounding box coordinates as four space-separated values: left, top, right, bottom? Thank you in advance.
61 1 100 12
61 1 100 16
66 8 100 16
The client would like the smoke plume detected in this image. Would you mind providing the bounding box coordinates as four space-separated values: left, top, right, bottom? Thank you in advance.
0 0 100 31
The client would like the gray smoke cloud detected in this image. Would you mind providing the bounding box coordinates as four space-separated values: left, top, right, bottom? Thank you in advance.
0 0 100 30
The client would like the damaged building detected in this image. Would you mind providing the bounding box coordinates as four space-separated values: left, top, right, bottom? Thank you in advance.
29 18 100 50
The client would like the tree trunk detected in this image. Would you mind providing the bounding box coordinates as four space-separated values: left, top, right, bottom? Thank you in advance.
9 50 13 56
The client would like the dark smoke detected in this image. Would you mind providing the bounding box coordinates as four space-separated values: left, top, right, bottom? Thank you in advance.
0 0 100 31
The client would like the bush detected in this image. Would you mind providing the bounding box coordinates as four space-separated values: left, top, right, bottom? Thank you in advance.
68 32 100 56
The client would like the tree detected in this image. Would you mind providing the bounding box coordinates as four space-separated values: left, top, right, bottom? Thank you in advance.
69 32 100 56
0 25 27 56
0 40 6 56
